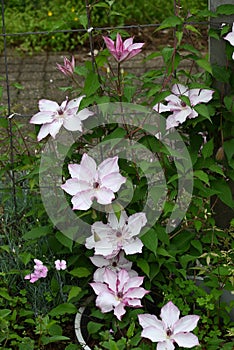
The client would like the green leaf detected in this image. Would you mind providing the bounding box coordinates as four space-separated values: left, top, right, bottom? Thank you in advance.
67 286 82 302
223 139 234 161
79 14 88 29
55 231 73 252
194 104 211 121
69 267 91 278
87 321 103 334
41 335 70 345
137 258 150 277
224 96 234 112
212 65 231 83
0 118 8 128
194 170 210 185
49 303 77 317
191 239 203 254
211 179 234 209
201 138 214 159
19 252 33 266
22 226 51 240
216 4 234 15
196 59 212 74
156 16 183 31
141 228 158 255
84 72 100 97
0 309 11 318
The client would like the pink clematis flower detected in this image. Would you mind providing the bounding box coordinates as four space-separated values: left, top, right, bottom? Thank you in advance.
57 56 75 77
61 154 126 210
55 259 67 270
30 96 93 141
90 268 149 320
24 259 48 283
90 251 138 282
153 83 214 130
103 33 144 63
138 301 200 350
86 210 147 258
224 22 234 60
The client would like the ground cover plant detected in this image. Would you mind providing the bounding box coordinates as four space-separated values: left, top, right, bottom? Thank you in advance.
1 1 234 350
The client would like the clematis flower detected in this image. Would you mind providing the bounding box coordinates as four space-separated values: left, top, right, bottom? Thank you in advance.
24 259 48 283
55 259 67 270
85 210 147 258
90 251 138 282
61 154 126 210
57 56 75 77
153 84 214 130
103 33 144 63
90 268 149 320
138 301 200 350
224 22 234 60
30 96 93 141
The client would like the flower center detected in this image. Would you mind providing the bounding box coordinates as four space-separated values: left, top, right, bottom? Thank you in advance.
166 328 173 337
57 108 64 116
180 101 186 108
93 182 99 189
112 262 117 267
116 231 122 238
117 291 123 299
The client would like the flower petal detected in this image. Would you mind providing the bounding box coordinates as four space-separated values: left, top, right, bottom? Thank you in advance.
103 268 117 292
173 315 200 333
141 326 166 342
63 115 83 131
30 111 54 124
39 99 59 112
77 108 94 121
123 238 143 255
95 187 115 205
61 178 90 195
114 302 126 320
101 172 126 192
96 291 119 313
157 340 175 350
127 212 147 236
71 190 94 210
173 332 199 348
123 276 144 293
138 314 163 330
160 301 180 329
